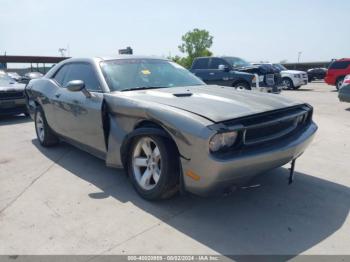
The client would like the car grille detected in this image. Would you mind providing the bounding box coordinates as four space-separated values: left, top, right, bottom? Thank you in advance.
244 117 303 145
302 73 308 79
0 91 24 100
224 105 312 147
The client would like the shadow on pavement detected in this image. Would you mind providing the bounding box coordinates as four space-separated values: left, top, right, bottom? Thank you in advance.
0 114 32 126
32 139 350 256
293 88 314 92
283 88 314 92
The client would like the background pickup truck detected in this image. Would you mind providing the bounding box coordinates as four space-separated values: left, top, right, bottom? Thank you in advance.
190 56 283 93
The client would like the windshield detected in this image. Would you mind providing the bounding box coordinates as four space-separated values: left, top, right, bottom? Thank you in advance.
273 64 287 71
26 72 43 78
100 59 205 91
0 74 15 85
223 57 252 68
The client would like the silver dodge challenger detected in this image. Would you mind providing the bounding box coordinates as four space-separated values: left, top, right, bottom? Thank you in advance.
26 56 317 200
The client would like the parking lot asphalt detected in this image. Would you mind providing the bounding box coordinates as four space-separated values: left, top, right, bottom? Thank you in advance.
0 82 349 256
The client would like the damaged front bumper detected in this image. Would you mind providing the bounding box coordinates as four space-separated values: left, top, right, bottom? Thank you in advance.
180 122 317 196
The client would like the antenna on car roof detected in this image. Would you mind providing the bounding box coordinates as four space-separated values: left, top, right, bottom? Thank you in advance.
119 47 133 55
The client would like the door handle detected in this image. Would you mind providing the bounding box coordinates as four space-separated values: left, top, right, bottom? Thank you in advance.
209 72 215 75
55 93 61 98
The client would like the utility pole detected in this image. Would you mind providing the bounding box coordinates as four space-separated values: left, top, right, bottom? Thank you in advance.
297 51 302 63
58 48 67 57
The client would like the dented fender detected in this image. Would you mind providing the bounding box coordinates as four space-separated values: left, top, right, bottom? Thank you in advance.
103 93 214 169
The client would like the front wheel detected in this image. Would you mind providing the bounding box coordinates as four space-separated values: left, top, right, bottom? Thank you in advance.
336 77 344 90
233 82 250 91
127 135 179 200
282 78 294 90
34 106 59 147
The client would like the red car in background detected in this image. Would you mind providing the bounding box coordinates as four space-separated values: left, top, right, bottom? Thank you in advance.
325 58 350 90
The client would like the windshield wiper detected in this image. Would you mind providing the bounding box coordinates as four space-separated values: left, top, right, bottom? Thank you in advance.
121 86 167 92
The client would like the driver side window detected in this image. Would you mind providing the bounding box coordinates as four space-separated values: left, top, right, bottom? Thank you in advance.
63 63 101 92
209 58 228 69
53 65 69 86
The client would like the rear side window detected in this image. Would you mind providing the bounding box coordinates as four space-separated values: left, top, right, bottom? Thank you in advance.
63 63 101 91
192 58 209 69
329 61 350 70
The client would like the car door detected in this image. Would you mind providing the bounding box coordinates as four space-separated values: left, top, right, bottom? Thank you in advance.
52 62 106 156
205 58 232 86
191 58 211 82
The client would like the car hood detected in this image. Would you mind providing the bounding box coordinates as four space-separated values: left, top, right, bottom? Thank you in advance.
111 85 304 123
237 65 277 74
0 82 26 92
282 70 306 74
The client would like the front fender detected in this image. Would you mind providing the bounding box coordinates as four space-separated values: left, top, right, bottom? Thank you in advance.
104 94 214 169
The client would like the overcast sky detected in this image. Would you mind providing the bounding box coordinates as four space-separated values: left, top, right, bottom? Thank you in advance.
1 0 349 63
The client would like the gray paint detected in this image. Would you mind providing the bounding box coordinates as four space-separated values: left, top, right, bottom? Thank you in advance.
26 56 317 195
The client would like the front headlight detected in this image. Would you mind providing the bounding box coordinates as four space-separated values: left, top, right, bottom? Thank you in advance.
294 74 301 78
209 131 238 152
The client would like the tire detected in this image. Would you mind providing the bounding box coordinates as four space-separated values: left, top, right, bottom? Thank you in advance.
336 77 344 90
282 77 294 90
34 106 59 147
233 82 250 91
127 135 179 200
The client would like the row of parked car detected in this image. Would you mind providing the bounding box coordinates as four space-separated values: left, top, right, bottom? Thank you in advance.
0 70 44 116
6 71 44 84
1 56 350 119
190 56 350 96
189 56 309 93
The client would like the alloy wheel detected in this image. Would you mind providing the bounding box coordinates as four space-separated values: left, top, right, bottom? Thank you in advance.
337 80 343 90
132 137 162 190
283 79 291 89
235 85 246 91
36 111 45 142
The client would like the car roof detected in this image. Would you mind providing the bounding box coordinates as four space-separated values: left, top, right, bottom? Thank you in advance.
60 56 168 64
195 56 239 59
334 58 350 62
98 55 168 62
45 56 170 78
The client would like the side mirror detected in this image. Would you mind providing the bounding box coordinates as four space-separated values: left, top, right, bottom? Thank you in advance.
66 80 85 92
65 80 91 98
218 64 230 72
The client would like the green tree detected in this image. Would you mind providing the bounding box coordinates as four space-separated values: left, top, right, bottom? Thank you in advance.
169 28 213 68
179 28 213 58
168 55 191 68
